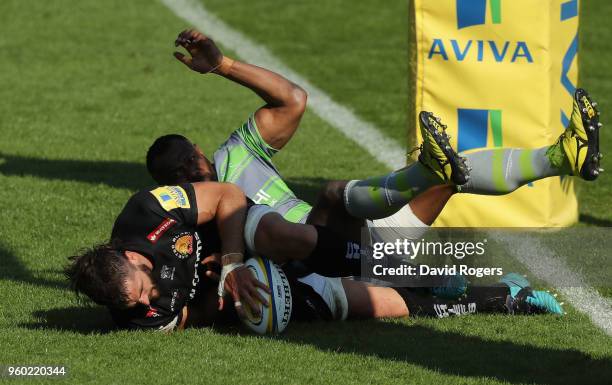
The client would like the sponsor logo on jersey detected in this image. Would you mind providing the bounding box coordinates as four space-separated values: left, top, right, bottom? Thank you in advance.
145 306 160 318
147 218 177 243
189 232 203 300
345 242 362 260
434 304 450 318
252 189 278 206
434 302 477 318
160 265 175 280
171 232 193 259
150 186 191 212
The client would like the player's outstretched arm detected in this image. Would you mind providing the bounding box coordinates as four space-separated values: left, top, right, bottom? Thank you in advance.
191 182 270 319
174 29 307 150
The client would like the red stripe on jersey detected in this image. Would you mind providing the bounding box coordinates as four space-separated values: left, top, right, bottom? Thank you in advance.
147 218 177 243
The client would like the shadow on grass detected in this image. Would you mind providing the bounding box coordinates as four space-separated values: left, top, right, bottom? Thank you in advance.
0 152 153 190
1 243 114 334
3 153 611 231
0 244 66 290
280 320 611 385
22 306 115 335
19 306 612 384
579 213 612 227
5 153 610 382
0 152 328 201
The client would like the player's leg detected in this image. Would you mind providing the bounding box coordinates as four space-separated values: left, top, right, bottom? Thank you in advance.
291 274 407 321
307 180 455 235
342 273 563 319
305 179 451 239
348 88 602 226
341 279 409 318
405 184 454 225
307 109 467 234
293 274 350 321
249 202 456 280
343 111 469 220
246 205 363 276
459 88 603 195
344 281 507 318
306 180 364 239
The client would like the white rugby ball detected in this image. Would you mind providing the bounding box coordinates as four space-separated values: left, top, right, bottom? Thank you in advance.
241 256 292 334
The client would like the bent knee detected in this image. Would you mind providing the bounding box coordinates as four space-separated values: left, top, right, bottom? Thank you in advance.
317 180 348 208
343 280 409 319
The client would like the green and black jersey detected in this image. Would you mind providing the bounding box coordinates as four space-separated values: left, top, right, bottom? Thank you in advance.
213 114 312 224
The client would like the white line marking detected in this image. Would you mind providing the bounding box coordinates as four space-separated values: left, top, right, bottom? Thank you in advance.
160 0 612 336
160 0 406 169
493 232 612 336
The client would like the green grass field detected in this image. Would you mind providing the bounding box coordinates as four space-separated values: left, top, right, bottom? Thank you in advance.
0 0 610 384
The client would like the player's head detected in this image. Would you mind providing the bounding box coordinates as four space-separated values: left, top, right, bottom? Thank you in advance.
146 134 216 185
65 242 159 309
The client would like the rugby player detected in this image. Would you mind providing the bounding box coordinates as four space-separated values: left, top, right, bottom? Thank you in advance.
163 29 600 307
65 181 556 331
66 28 599 331
163 29 602 271
166 31 600 316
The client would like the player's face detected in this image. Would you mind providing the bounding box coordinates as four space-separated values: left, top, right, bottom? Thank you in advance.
190 143 216 182
123 265 160 308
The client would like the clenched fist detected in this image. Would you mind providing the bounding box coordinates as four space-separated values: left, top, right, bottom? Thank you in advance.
173 29 226 74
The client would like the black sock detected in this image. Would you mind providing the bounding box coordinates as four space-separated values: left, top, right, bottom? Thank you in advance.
393 285 510 318
301 225 362 277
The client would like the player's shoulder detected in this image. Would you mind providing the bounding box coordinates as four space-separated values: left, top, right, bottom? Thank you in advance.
112 184 196 239
122 185 194 213
147 185 193 212
214 114 275 159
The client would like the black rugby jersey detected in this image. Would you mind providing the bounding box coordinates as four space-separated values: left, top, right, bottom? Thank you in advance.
109 184 211 330
108 185 334 330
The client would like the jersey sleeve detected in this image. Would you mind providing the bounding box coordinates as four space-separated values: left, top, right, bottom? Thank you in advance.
232 114 279 162
147 184 198 227
111 184 198 255
110 306 182 332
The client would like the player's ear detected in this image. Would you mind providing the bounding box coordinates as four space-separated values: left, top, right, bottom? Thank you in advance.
123 251 141 264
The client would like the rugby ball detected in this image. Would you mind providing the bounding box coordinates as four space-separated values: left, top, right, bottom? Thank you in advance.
241 256 292 334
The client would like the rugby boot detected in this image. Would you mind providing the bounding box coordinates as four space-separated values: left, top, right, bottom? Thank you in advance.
418 111 470 185
505 287 564 315
554 88 603 180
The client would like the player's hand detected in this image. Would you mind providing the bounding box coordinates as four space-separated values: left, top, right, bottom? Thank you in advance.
202 254 221 281
174 29 224 74
218 265 271 319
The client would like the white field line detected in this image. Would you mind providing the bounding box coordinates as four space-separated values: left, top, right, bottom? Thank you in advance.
493 232 612 336
160 0 406 170
160 0 612 336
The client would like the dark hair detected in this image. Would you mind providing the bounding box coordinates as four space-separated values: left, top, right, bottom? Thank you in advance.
64 241 131 308
146 134 193 185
